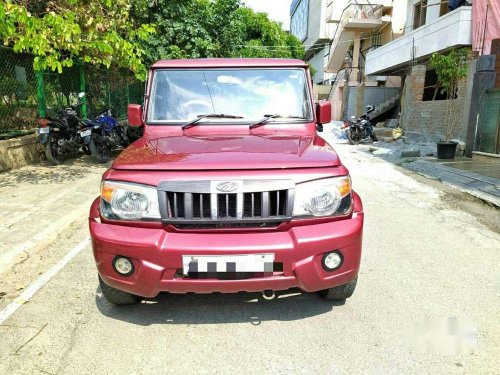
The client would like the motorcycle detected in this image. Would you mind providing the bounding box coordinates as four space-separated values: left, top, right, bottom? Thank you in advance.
87 108 129 163
344 105 378 145
37 93 93 165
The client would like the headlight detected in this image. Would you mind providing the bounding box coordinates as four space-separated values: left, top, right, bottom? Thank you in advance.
293 176 351 217
100 181 161 221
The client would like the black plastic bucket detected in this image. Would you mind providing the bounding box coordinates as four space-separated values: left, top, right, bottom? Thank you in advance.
436 141 458 159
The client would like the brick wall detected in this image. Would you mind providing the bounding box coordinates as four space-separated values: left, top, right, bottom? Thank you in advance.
401 65 468 143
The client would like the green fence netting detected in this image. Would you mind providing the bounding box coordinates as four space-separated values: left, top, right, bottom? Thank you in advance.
0 46 145 136
85 66 145 120
0 47 39 133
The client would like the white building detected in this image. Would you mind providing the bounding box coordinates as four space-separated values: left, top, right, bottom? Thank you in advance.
365 0 472 76
290 0 335 86
362 1 475 146
291 0 408 120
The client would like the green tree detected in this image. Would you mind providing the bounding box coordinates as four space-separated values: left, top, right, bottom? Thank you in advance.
429 48 470 141
132 0 305 65
0 0 155 78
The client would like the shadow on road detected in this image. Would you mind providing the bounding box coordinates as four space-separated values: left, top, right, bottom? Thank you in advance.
0 153 113 188
95 288 344 325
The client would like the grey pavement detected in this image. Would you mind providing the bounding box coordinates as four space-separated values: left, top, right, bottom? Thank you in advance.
403 158 500 207
0 144 499 374
341 138 500 207
0 156 108 275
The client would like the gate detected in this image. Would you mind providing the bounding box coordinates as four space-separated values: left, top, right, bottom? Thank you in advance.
478 89 500 154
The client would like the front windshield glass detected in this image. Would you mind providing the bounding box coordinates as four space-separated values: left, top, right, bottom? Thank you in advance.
147 68 313 123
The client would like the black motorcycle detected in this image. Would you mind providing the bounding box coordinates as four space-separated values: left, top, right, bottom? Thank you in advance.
37 94 93 165
87 108 129 163
345 105 378 145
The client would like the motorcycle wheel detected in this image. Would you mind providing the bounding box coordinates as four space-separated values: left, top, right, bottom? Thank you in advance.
89 133 111 163
82 145 92 155
347 129 360 145
45 133 66 165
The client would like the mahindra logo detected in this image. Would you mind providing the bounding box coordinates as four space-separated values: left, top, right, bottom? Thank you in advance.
216 182 238 193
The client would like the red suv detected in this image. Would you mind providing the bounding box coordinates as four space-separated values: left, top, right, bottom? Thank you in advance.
89 58 364 305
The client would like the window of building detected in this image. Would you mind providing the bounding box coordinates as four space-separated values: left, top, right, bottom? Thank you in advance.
423 69 457 101
439 1 449 16
413 0 427 30
491 39 500 54
370 33 382 50
290 0 309 42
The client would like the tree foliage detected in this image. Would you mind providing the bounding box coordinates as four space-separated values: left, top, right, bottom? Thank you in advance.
429 47 470 141
0 0 154 78
429 48 469 99
132 0 305 65
0 0 305 79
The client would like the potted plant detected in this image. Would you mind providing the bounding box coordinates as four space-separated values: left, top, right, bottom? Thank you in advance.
429 48 469 159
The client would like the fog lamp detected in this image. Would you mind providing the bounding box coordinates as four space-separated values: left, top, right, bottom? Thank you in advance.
322 251 343 271
113 256 134 276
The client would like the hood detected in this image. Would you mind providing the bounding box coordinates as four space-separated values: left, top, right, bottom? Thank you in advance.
112 134 340 170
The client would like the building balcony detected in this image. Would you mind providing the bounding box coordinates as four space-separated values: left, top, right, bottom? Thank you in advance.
324 2 388 73
365 6 472 76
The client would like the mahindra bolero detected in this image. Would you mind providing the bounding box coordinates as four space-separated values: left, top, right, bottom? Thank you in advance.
89 58 364 305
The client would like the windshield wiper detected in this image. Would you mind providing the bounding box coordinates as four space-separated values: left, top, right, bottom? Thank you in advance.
182 113 244 130
249 114 308 129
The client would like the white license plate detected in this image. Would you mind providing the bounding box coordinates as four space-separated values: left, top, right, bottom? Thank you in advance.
38 127 49 134
182 253 275 275
80 129 92 137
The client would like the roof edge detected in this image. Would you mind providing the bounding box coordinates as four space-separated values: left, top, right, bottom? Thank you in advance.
151 58 308 69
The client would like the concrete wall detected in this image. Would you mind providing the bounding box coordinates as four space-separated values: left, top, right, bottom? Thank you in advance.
391 0 409 38
330 85 344 120
309 46 334 83
344 86 400 118
400 65 468 143
0 134 44 172
366 6 472 75
364 87 400 107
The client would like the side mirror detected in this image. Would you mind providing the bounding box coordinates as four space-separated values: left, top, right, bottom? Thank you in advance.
128 104 143 127
316 100 331 125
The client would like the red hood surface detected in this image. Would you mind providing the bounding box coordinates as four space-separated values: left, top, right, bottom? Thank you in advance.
112 134 340 171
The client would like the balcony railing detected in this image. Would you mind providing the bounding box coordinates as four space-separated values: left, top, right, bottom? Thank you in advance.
325 2 384 73
327 2 383 25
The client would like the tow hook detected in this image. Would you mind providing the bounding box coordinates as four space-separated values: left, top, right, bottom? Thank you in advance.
261 290 275 300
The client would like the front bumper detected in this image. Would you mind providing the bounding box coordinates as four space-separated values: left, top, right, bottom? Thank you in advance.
89 193 364 298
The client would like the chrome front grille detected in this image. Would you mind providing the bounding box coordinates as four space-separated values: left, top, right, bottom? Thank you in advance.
158 180 295 225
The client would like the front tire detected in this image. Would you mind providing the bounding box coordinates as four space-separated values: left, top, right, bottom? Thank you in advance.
347 129 360 145
82 145 91 155
89 133 111 163
99 276 142 305
318 277 357 300
44 133 66 165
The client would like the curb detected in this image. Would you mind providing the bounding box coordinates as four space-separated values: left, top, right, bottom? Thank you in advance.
403 160 500 208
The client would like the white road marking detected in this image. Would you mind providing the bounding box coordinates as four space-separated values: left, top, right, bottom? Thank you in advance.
0 237 90 325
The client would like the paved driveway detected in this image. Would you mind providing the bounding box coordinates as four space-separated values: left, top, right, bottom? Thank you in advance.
0 145 498 374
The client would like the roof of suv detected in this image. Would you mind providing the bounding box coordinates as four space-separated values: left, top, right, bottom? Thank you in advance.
151 58 308 69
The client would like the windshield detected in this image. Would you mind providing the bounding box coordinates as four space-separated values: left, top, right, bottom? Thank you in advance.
147 68 313 124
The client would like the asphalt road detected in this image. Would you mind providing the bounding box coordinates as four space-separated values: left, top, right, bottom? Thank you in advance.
0 144 498 374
